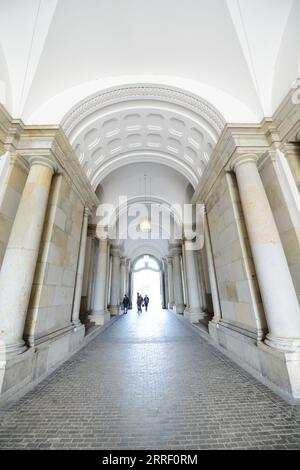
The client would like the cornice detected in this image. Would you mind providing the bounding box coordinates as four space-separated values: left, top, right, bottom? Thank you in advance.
0 105 99 209
0 103 24 153
17 126 99 209
192 83 300 204
192 124 269 203
272 82 300 143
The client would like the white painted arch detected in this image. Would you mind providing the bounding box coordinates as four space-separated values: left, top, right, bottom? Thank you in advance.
62 84 225 188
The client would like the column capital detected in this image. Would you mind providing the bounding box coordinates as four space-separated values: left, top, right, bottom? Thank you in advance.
83 207 90 218
230 153 258 172
99 236 109 247
9 152 30 174
170 245 182 257
110 246 120 257
28 155 58 173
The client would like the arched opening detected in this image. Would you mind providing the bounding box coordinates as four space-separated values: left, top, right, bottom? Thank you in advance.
132 255 162 311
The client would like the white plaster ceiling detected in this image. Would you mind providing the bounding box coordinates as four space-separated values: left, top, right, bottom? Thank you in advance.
123 239 169 261
98 162 190 259
64 85 224 189
0 0 299 123
97 162 193 207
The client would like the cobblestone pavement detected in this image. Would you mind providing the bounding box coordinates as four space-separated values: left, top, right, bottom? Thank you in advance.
1 309 300 450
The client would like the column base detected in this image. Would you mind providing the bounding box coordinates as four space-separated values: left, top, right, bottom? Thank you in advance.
264 333 300 353
174 303 185 315
0 339 27 359
208 320 300 402
72 320 84 330
184 307 205 323
89 310 111 325
109 305 120 317
168 302 175 309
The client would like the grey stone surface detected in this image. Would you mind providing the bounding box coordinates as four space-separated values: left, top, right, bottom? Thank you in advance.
0 309 300 450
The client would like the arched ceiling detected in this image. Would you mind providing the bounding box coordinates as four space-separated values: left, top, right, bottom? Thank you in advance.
97 162 187 259
123 239 168 261
0 0 299 123
63 85 224 189
97 162 192 224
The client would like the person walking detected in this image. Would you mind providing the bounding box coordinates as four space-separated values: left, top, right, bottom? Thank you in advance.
144 294 149 312
136 293 143 314
122 294 130 314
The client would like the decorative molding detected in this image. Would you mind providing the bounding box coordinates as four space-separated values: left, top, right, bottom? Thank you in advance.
192 84 300 204
28 155 58 173
17 127 99 209
272 81 300 143
0 103 24 153
192 124 269 203
60 84 227 188
0 104 99 209
61 84 226 136
90 149 199 189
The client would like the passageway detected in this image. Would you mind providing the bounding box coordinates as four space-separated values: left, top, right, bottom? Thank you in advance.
0 311 300 450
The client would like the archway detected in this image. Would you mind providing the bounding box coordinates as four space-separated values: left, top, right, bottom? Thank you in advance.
132 255 162 311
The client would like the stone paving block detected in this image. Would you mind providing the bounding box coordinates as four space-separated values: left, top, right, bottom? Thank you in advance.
0 309 300 449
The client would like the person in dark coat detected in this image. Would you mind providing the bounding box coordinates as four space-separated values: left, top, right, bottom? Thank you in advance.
144 294 149 311
122 294 130 314
136 293 143 313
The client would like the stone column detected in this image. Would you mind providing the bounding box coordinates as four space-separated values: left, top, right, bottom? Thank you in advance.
166 256 174 309
125 258 130 295
183 240 204 322
128 270 132 306
109 246 121 316
232 153 300 351
204 209 221 322
85 231 95 312
87 236 97 312
72 207 89 326
89 236 110 325
172 247 185 314
120 257 126 301
105 241 111 310
163 259 169 309
284 144 300 192
197 251 207 311
0 156 56 356
160 268 165 308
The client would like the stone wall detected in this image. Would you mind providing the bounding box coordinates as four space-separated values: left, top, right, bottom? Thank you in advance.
24 174 84 345
207 170 266 338
0 155 28 268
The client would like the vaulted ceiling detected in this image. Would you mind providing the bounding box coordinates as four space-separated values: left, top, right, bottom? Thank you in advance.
62 84 224 189
0 0 299 124
1 0 299 258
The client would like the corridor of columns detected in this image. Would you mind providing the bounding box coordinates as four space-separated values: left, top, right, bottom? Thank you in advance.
1 308 300 450
1 0 300 452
